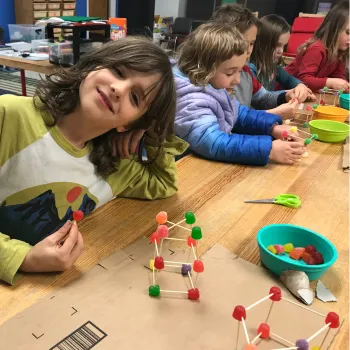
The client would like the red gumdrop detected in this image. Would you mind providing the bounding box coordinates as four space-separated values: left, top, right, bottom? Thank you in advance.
232 305 246 320
257 323 270 339
281 130 289 139
188 288 200 300
187 236 197 247
269 286 282 301
301 252 312 264
156 211 167 224
313 252 324 264
320 100 325 105
193 260 204 273
307 256 317 265
325 312 340 328
154 256 165 270
306 105 312 111
305 245 316 254
67 186 82 203
150 232 161 244
73 210 84 222
157 225 169 238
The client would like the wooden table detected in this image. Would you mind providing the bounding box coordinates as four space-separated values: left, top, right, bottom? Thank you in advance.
0 55 56 96
0 95 348 349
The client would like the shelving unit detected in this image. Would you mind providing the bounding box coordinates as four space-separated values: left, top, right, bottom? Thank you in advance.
14 0 76 38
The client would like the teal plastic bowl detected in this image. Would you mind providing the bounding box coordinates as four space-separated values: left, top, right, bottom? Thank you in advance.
257 224 338 281
340 93 350 110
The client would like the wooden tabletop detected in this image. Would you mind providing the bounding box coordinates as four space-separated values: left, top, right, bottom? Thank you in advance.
0 95 348 349
0 56 57 75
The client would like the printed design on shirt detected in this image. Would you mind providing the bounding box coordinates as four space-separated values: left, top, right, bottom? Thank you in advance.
0 183 98 246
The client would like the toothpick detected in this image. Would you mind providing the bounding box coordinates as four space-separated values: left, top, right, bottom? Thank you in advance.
195 272 199 286
270 347 297 350
319 327 331 348
298 129 313 137
241 318 250 344
163 237 187 241
160 289 188 294
191 243 198 260
167 219 187 230
246 293 274 311
152 265 155 285
164 260 191 265
270 332 294 346
155 241 159 256
251 333 262 344
307 323 331 342
187 271 194 289
164 264 182 268
235 321 240 350
159 238 164 256
281 297 326 317
265 300 274 324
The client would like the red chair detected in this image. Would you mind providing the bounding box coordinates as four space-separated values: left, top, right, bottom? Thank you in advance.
284 16 324 58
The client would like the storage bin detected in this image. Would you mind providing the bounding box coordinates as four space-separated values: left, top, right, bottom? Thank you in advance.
33 3 47 10
48 3 61 9
62 10 75 16
48 10 61 17
64 3 76 9
8 24 45 42
34 11 47 18
33 0 46 2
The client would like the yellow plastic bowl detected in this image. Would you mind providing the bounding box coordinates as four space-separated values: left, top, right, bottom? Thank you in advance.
313 106 349 123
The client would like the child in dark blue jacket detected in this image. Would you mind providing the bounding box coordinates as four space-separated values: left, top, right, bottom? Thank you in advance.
174 22 306 165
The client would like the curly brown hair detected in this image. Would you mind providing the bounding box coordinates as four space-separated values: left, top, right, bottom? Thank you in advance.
34 37 176 177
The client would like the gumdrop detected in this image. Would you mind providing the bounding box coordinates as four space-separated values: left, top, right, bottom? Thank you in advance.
305 245 316 254
193 260 204 273
290 247 305 260
311 134 318 140
191 226 202 240
323 86 328 92
157 225 169 238
181 264 192 275
311 346 321 350
269 286 282 301
320 100 325 106
285 119 291 125
290 126 298 133
156 211 167 224
325 312 340 328
339 89 343 94
303 122 309 128
281 130 289 139
232 305 246 320
73 210 84 222
306 105 312 112
312 104 318 109
185 211 196 224
149 259 157 270
188 288 200 300
304 138 311 145
149 285 160 297
302 252 312 264
302 152 309 158
267 245 277 254
154 256 165 269
257 323 270 339
307 256 317 265
150 232 161 244
313 252 324 264
244 345 258 350
187 236 197 247
295 339 309 350
274 244 284 255
284 243 294 253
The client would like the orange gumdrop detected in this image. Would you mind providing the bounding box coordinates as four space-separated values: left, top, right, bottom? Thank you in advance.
156 211 167 224
289 247 305 260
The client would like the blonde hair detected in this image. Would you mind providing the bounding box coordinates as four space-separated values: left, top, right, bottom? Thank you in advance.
177 22 248 85
298 0 349 61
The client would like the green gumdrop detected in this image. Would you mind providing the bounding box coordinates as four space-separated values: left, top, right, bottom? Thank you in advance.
185 211 196 225
191 226 202 240
323 86 328 91
312 104 318 109
339 89 343 94
303 122 309 128
312 134 318 140
149 285 160 297
304 138 311 145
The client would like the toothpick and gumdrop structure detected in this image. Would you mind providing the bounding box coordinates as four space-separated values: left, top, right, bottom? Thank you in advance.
148 211 204 300
232 286 340 350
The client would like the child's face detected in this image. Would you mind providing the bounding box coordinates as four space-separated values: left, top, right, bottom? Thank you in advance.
338 22 350 51
242 25 258 59
209 54 247 91
79 67 161 133
273 32 290 62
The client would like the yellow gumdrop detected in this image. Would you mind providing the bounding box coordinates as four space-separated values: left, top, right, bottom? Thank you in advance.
302 151 309 158
267 245 277 254
285 119 291 125
311 346 321 350
150 259 157 270
284 243 294 253
290 126 297 133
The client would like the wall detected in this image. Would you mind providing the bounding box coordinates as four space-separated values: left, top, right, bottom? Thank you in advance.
155 0 187 18
0 0 16 43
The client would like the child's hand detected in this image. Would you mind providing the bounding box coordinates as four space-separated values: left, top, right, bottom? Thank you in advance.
269 140 305 164
20 221 83 273
290 84 316 103
270 99 299 119
271 124 299 139
113 129 145 159
326 78 350 92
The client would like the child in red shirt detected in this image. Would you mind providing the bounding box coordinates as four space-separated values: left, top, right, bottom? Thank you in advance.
286 0 349 92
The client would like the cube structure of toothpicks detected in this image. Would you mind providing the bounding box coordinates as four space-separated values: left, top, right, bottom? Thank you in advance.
148 211 204 300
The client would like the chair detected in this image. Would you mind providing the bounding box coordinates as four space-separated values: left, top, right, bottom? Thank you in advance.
283 16 324 58
299 12 326 18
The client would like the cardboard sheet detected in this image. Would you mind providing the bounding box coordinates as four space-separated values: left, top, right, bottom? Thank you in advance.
343 137 349 173
0 238 342 350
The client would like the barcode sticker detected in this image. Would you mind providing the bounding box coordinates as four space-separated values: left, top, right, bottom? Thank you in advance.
50 321 107 350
